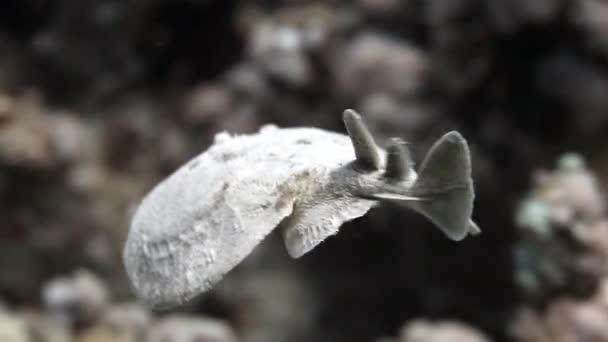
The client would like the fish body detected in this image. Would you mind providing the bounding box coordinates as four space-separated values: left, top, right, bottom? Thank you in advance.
123 110 479 309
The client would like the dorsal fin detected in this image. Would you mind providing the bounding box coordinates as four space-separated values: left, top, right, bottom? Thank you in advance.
385 138 413 180
343 109 381 170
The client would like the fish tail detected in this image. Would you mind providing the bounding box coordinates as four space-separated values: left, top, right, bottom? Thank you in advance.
410 131 478 240
375 131 479 240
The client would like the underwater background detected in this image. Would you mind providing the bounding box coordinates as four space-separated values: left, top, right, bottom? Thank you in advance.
1 0 608 341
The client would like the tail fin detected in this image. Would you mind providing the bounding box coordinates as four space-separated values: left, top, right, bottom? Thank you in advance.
375 131 478 240
412 131 476 240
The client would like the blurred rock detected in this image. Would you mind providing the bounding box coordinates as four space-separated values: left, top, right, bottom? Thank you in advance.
509 308 548 342
249 21 313 88
485 0 562 34
514 153 607 300
226 269 317 342
77 326 132 342
0 94 57 169
28 1 141 103
511 278 608 341
359 92 442 139
531 153 604 222
224 63 270 102
399 319 491 342
536 54 608 135
182 80 264 141
0 94 14 126
83 235 117 271
335 33 430 99
242 3 342 89
42 269 110 326
183 84 235 125
0 92 89 170
0 309 31 342
571 0 608 56
97 303 151 341
48 112 88 165
0 33 30 91
512 153 608 340
150 315 238 342
21 310 72 342
424 0 491 95
359 0 403 16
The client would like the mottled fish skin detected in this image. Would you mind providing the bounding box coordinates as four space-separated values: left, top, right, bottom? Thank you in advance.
123 110 479 310
123 126 377 309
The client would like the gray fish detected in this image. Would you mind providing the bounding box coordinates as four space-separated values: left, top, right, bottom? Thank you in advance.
123 109 479 309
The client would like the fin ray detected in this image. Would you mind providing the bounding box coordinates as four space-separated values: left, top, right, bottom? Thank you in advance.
373 193 427 201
